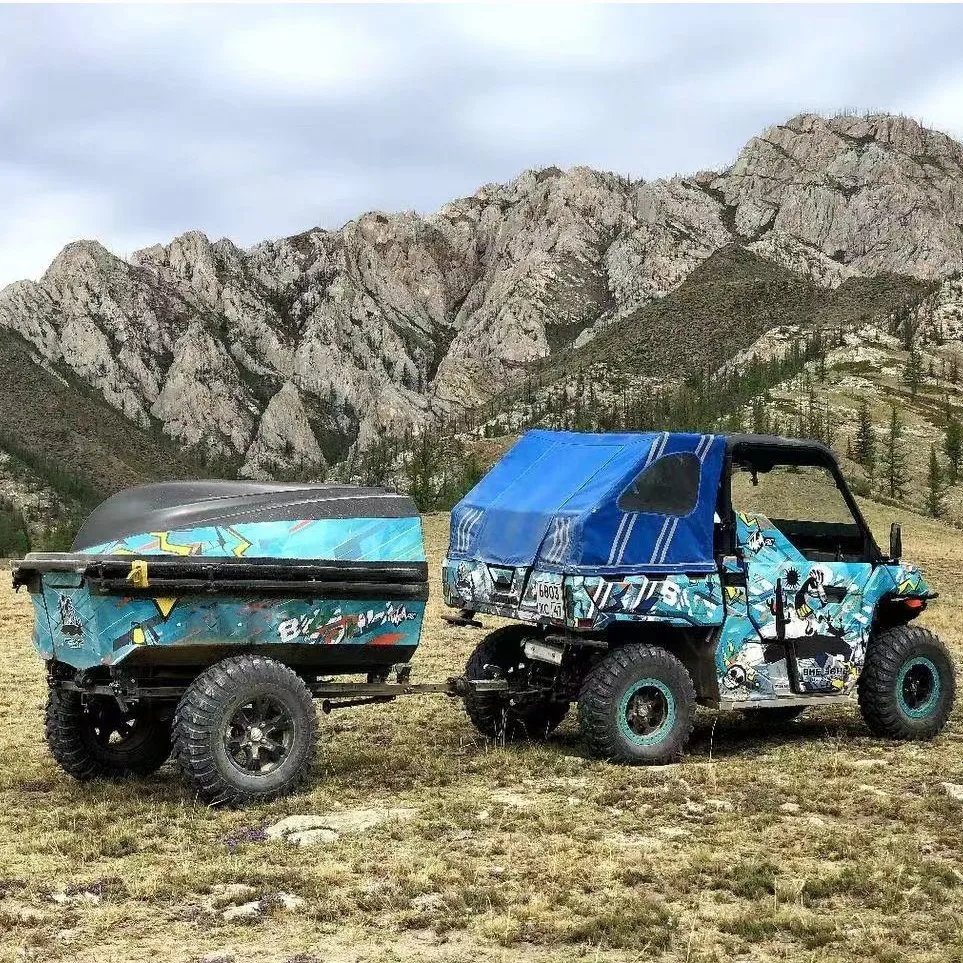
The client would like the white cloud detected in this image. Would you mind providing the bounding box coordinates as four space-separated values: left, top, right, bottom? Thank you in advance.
444 4 634 66
456 86 603 154
215 11 396 98
907 76 963 142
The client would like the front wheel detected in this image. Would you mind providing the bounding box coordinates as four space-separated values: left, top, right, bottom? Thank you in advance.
578 644 696 764
858 625 955 740
45 688 172 780
173 654 317 807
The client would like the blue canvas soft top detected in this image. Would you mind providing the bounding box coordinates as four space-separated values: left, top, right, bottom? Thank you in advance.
448 429 726 575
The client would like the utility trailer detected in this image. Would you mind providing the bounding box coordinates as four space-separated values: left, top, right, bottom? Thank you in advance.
12 481 504 807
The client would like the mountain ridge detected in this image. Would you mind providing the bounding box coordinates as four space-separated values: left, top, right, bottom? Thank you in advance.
2 111 963 539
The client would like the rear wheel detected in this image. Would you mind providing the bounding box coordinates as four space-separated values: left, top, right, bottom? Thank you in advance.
45 688 172 780
463 625 569 741
578 644 696 764
173 654 317 807
858 625 955 740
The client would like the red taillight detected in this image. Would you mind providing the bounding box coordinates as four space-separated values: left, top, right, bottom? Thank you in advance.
904 598 924 611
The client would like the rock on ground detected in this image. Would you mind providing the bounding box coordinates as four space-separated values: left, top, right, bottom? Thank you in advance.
265 807 417 846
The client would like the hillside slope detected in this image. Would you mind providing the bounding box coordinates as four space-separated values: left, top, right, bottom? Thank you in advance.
0 330 211 540
454 246 935 433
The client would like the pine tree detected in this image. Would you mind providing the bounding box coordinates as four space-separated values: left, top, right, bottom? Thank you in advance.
901 314 916 352
881 405 909 500
903 347 924 399
816 345 828 383
927 445 945 518
0 507 29 556
945 413 962 486
358 431 395 488
853 401 875 477
751 396 767 434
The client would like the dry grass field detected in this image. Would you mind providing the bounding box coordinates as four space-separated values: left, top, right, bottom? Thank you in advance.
1 509 963 963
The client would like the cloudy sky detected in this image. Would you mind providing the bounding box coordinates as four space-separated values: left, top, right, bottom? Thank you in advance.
2 3 962 288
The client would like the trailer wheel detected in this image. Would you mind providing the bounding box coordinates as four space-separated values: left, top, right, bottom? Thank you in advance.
45 688 172 780
858 625 955 740
173 654 316 808
578 644 696 764
463 625 569 741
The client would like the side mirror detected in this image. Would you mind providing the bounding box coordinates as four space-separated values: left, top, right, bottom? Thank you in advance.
890 522 902 561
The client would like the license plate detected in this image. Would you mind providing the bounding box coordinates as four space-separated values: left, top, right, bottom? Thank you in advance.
535 580 564 620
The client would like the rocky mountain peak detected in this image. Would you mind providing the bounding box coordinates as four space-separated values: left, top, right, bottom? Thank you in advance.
1 111 962 492
719 111 963 279
41 239 123 285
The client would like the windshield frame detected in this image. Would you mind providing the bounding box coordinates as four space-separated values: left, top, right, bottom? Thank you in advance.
717 439 882 564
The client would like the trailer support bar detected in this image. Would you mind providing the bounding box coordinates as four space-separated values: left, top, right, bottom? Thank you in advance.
55 675 511 702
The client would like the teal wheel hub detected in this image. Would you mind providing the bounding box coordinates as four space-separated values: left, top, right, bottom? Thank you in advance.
897 656 941 719
618 678 676 745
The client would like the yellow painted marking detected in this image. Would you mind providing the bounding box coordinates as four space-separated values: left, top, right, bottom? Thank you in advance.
153 532 199 556
154 597 177 618
132 626 146 645
126 560 150 588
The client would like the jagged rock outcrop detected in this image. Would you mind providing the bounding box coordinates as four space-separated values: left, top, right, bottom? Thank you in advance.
716 113 963 278
241 382 325 480
150 320 258 455
1 111 962 479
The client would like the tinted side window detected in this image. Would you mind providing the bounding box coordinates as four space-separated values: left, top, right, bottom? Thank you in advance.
617 453 701 516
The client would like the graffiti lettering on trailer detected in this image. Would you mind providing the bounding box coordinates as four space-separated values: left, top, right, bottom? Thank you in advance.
278 603 416 644
57 594 85 647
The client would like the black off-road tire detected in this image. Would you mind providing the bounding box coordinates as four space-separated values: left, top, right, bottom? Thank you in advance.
740 705 806 724
45 688 172 780
172 654 317 808
858 625 955 740
463 625 569 741
578 644 696 764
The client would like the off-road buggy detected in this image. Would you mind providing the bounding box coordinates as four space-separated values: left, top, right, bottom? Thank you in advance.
444 430 956 762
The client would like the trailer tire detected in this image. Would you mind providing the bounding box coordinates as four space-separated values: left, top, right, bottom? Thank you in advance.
579 644 696 764
45 688 172 780
858 625 955 740
463 626 569 741
173 654 316 808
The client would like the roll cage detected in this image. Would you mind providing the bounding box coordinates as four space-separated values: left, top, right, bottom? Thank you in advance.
715 434 883 565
